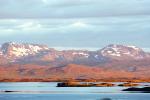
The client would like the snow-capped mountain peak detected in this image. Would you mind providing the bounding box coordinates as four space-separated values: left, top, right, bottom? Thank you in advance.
1 42 49 58
100 44 146 59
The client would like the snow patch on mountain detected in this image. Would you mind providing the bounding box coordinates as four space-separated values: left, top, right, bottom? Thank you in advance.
0 51 3 55
127 45 141 50
72 52 89 58
94 55 99 59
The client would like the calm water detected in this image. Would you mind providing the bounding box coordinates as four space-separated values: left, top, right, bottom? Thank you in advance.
0 82 150 100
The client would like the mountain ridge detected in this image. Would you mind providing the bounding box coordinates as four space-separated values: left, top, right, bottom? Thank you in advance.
0 42 149 66
0 42 150 81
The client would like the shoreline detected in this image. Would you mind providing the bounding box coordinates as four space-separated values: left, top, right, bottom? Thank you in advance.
0 78 150 83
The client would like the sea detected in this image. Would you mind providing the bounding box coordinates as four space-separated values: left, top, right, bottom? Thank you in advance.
0 82 150 100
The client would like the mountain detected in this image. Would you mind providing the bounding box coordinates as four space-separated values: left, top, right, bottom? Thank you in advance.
100 44 149 60
1 42 149 65
1 42 49 58
0 42 150 82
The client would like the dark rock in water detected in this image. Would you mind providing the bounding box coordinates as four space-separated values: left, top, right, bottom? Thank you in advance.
123 87 150 92
118 83 139 87
101 98 112 100
3 90 16 92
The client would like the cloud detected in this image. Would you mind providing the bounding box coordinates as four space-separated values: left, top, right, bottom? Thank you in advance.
16 22 42 31
0 0 150 18
0 0 150 48
0 15 150 48
71 21 88 28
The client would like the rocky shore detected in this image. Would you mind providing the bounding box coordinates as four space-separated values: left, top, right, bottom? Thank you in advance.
1 78 150 83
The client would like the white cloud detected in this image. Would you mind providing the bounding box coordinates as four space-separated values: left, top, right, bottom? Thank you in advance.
17 22 42 31
71 21 88 28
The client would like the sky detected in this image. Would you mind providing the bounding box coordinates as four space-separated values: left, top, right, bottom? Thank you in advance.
0 0 150 50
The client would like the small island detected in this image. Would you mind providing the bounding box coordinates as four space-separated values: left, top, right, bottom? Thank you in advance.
123 87 150 93
57 82 115 87
57 81 142 87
